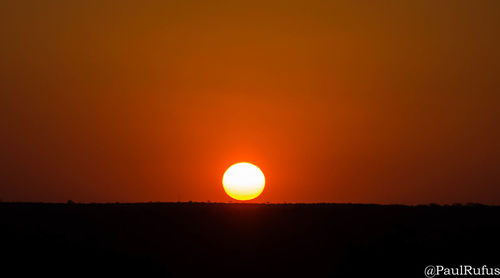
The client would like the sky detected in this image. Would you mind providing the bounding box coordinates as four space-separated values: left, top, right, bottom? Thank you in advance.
0 0 499 204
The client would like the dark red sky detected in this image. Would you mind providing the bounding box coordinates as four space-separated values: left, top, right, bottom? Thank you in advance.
1 0 499 204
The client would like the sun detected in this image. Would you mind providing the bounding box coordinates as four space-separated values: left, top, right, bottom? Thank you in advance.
222 162 265 201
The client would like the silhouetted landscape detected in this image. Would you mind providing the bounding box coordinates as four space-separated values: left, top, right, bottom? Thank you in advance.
1 202 499 277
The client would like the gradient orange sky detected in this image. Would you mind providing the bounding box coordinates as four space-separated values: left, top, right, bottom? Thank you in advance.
1 0 499 204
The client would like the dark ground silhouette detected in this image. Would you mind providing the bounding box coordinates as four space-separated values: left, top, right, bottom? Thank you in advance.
1 202 499 277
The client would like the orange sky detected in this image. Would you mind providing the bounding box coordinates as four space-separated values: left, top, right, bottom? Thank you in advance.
1 0 499 204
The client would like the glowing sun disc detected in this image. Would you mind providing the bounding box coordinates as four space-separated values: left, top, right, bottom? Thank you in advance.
222 162 265 201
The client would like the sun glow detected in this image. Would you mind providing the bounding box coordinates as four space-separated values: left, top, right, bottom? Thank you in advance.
222 162 265 201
